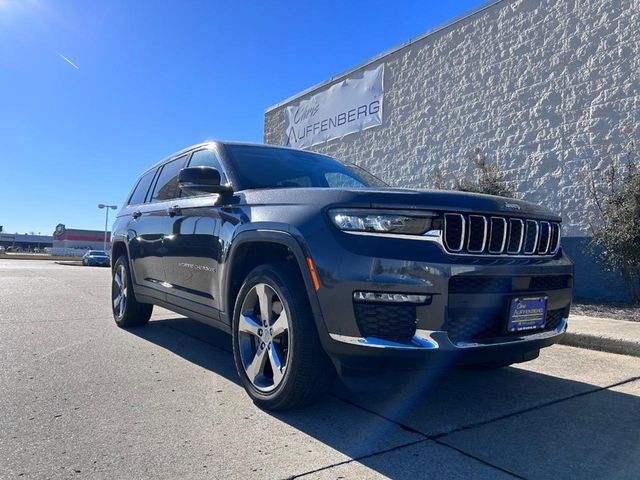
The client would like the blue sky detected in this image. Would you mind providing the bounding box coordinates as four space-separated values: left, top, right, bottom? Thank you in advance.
0 0 484 234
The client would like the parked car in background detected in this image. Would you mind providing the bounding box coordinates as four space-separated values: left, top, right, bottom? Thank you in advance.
82 250 110 267
110 141 574 410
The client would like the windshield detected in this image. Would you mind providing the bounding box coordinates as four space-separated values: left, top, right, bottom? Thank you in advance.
225 145 387 190
89 251 107 256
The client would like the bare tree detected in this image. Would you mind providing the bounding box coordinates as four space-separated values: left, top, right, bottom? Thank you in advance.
587 141 640 303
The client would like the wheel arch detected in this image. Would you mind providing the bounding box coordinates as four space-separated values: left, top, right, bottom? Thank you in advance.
110 238 129 271
221 230 326 338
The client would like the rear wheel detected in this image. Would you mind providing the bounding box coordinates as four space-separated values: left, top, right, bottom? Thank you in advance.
111 255 153 328
232 264 334 410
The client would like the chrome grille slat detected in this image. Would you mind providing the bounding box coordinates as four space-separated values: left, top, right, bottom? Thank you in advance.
523 220 539 254
442 214 560 257
488 217 507 254
549 223 561 254
507 219 524 254
467 215 488 253
443 213 465 252
538 221 552 254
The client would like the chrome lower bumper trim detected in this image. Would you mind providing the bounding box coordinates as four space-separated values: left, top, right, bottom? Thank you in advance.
328 318 567 351
329 329 439 350
453 318 568 348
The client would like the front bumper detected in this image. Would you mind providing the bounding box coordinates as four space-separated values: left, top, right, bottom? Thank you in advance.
326 318 567 371
305 227 574 371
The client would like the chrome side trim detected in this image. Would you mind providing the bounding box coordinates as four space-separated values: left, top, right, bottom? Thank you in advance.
488 217 508 254
329 330 439 350
344 230 441 242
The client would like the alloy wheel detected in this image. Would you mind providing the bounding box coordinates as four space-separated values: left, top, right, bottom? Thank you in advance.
238 283 290 392
112 264 127 319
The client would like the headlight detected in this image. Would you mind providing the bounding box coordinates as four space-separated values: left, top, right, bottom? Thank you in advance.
329 209 435 235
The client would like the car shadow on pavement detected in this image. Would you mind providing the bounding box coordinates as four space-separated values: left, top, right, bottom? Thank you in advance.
129 316 640 480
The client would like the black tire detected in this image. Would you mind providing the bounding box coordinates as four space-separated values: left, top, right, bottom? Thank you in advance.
111 255 153 328
83 259 87 266
232 263 335 410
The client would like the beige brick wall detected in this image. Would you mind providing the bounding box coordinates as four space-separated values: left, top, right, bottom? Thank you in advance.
264 0 639 236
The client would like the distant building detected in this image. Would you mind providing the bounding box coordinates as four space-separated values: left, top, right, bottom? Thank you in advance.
51 224 111 256
0 233 53 252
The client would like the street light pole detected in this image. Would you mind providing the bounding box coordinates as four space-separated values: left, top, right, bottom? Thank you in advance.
98 204 118 252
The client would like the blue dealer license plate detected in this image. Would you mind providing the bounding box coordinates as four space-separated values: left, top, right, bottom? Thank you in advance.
508 296 547 333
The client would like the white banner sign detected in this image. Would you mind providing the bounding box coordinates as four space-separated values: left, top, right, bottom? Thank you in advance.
284 65 384 148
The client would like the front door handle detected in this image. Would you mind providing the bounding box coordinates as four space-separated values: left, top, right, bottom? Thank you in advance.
167 205 181 217
132 211 142 219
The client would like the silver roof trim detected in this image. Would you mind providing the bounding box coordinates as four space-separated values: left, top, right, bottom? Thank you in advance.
265 0 503 113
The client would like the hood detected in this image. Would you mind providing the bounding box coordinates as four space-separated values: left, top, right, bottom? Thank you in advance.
239 187 560 221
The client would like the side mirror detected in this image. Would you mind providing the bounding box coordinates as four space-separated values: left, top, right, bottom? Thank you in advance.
178 167 232 195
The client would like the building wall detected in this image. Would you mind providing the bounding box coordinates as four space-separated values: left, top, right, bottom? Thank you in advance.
264 0 639 301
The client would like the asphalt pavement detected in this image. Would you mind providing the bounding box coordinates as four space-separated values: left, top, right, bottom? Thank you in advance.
1 260 639 479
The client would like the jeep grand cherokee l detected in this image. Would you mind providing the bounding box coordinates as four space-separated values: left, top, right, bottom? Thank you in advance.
110 142 573 410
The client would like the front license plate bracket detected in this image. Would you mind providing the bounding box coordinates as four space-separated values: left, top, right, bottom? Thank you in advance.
507 296 547 333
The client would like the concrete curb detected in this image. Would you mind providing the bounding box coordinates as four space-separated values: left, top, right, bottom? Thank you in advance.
561 332 640 358
561 315 640 358
54 261 85 267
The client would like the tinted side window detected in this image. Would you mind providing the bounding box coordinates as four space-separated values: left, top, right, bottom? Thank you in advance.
128 169 157 206
151 155 188 202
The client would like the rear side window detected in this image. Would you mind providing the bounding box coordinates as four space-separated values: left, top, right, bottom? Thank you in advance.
128 169 157 206
151 155 188 202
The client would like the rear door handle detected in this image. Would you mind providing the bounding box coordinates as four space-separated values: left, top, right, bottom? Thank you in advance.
132 211 142 219
167 205 181 217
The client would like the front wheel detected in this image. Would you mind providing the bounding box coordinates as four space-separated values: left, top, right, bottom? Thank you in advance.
232 264 334 410
111 255 153 328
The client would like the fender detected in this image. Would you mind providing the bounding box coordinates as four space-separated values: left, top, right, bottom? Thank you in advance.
220 228 329 340
109 232 130 270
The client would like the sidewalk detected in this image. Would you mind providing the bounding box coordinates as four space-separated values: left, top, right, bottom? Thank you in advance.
563 314 640 357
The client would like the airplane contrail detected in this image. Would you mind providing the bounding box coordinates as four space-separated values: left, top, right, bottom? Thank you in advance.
56 52 79 70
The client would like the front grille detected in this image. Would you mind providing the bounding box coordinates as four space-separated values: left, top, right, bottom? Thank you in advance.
529 275 573 291
354 303 416 341
545 309 564 330
449 276 513 293
447 308 565 343
443 213 560 256
449 275 573 294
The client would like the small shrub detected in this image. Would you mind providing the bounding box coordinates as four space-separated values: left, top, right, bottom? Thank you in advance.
435 148 515 197
587 142 640 303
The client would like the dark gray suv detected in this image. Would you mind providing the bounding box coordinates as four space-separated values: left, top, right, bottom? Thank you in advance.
110 141 574 410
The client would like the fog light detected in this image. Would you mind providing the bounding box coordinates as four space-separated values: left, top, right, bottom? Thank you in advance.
353 291 430 304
